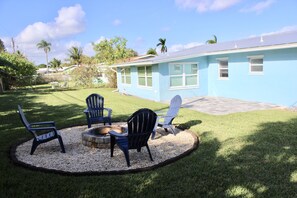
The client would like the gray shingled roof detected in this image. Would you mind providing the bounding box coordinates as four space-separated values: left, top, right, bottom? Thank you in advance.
115 31 297 66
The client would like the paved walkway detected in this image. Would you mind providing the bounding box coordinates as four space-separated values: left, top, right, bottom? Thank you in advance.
181 96 283 115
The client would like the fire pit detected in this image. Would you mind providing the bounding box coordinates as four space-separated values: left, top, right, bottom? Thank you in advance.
82 125 126 148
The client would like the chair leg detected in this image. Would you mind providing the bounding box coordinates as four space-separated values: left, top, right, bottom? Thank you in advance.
110 136 116 157
169 125 176 135
123 149 130 167
30 141 39 155
137 147 141 152
87 120 91 128
151 130 156 140
146 144 153 161
58 136 66 153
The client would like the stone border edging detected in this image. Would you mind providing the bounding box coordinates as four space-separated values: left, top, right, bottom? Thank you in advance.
9 127 199 176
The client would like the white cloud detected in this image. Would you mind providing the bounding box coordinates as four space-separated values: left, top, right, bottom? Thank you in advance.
175 0 242 12
112 19 122 26
16 4 85 43
168 42 202 52
0 4 86 64
240 0 275 14
261 26 297 36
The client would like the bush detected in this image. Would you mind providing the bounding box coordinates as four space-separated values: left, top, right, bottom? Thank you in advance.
71 65 100 88
0 52 36 89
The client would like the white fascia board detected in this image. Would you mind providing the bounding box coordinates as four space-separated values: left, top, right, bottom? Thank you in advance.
112 61 153 67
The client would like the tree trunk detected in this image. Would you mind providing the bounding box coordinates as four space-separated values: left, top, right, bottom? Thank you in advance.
0 77 4 93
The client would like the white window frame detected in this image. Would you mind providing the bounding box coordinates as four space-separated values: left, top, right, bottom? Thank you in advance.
248 55 264 75
169 62 199 88
121 67 131 84
217 58 229 80
137 65 152 87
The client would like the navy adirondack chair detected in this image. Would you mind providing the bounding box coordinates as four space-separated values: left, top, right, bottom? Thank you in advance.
17 105 65 155
84 94 112 128
109 108 157 167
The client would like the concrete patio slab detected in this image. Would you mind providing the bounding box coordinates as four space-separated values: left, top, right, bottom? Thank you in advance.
181 96 283 115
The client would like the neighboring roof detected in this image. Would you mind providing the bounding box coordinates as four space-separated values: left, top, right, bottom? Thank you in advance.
114 31 297 67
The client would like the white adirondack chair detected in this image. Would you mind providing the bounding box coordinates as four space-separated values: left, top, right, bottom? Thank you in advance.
155 95 182 135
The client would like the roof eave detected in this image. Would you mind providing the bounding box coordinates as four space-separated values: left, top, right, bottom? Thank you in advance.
113 42 297 67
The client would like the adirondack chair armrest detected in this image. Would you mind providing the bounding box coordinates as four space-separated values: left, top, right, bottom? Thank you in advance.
104 108 112 117
30 126 57 132
83 108 89 114
30 121 55 127
157 115 174 119
109 130 127 137
155 110 167 116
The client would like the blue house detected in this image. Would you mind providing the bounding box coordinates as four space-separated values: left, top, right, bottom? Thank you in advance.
114 31 297 106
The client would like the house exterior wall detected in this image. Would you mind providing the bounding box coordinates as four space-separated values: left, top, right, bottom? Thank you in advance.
208 48 297 106
117 47 297 106
158 57 208 101
117 64 161 101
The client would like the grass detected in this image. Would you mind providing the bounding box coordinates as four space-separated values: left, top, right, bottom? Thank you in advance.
1 86 297 197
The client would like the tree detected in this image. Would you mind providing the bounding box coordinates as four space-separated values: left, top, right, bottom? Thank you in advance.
156 38 167 53
68 46 83 66
15 50 26 59
146 48 157 55
0 39 6 53
49 58 62 72
36 40 51 73
93 36 136 87
206 35 218 44
0 52 36 91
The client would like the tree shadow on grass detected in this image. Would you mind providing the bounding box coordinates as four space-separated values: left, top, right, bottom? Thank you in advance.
125 118 297 197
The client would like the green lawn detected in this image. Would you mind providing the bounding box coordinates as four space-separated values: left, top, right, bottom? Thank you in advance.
1 87 297 197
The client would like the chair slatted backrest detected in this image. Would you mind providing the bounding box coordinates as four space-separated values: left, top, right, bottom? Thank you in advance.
127 108 157 149
86 94 104 118
17 105 31 130
164 95 182 124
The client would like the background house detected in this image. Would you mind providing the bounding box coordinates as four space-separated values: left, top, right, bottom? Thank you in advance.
114 31 297 107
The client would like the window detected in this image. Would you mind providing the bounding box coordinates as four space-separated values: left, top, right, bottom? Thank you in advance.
138 66 152 87
218 59 228 79
169 63 198 87
249 56 263 74
121 67 131 84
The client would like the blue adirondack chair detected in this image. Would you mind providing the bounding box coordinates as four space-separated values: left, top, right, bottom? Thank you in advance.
17 105 66 155
109 108 157 167
84 93 112 128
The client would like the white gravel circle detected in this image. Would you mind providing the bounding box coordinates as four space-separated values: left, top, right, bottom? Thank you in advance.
15 123 197 173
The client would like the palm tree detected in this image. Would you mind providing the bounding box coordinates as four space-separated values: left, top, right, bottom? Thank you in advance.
206 35 218 44
156 38 167 53
36 40 51 73
49 58 62 72
68 46 83 66
146 48 157 55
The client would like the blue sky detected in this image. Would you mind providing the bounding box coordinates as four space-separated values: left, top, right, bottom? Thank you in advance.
0 0 297 65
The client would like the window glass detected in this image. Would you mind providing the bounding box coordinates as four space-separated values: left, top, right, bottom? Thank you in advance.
186 76 197 85
185 64 197 74
250 58 263 73
138 66 152 87
170 64 183 75
170 76 183 86
219 60 228 79
146 66 152 76
138 67 145 76
138 77 146 86
251 59 263 65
